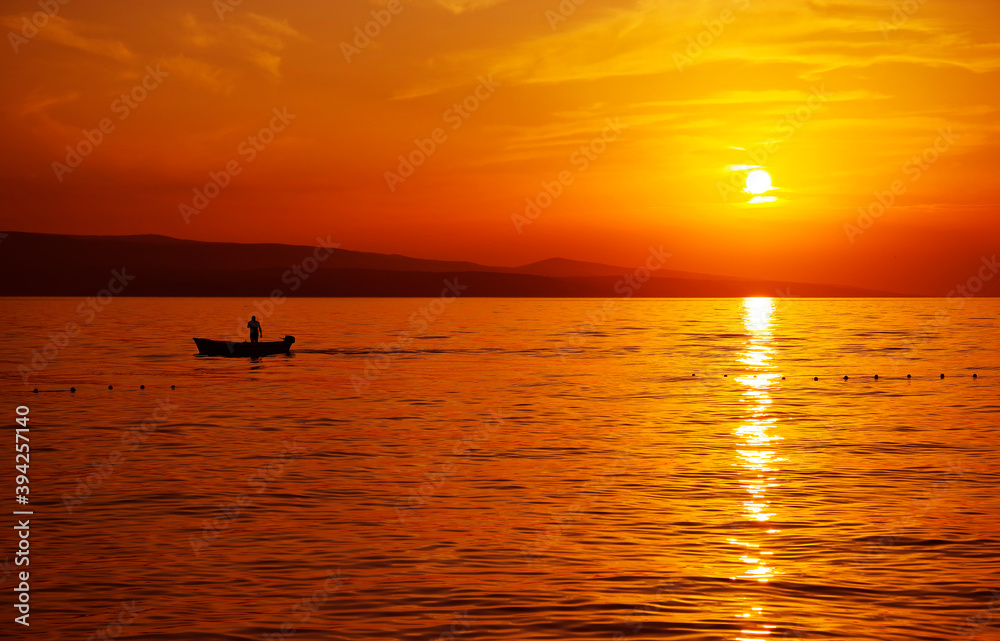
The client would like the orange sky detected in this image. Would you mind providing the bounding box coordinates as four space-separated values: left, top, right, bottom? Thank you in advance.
1 0 997 294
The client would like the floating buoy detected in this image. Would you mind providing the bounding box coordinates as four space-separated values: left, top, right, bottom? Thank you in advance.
171 385 176 389
70 387 76 393
844 375 849 381
907 374 911 379
32 388 38 393
140 385 145 390
814 377 818 381
108 385 113 390
874 374 879 380
940 374 945 379
973 373 978 379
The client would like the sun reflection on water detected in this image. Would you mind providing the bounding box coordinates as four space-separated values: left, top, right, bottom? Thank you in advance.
729 298 784 638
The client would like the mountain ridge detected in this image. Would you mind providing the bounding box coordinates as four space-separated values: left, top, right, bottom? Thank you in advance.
0 231 901 297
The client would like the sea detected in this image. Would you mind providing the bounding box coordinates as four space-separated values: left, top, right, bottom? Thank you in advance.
1 297 998 640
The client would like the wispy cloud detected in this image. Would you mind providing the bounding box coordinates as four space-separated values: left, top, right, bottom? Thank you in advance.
178 12 306 80
161 55 233 94
428 0 508 14
0 14 134 61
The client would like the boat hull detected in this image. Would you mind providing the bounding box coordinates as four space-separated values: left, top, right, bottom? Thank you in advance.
193 336 295 357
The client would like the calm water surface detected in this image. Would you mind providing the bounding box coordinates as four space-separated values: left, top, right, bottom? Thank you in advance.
1 297 998 641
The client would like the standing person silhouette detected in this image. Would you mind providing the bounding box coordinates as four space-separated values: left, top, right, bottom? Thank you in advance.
247 316 262 343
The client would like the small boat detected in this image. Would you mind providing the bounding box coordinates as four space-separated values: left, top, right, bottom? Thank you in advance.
193 335 295 357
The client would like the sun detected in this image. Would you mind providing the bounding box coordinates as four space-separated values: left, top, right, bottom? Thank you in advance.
745 169 773 195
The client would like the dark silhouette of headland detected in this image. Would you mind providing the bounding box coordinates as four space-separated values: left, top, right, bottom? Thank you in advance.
0 231 906 298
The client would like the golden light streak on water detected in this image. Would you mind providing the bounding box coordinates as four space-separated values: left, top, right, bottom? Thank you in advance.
730 298 782 635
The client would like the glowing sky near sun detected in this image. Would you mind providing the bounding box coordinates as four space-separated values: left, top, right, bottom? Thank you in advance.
1 0 998 294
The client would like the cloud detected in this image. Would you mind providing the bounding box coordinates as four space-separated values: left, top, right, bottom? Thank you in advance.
178 12 306 80
162 55 233 94
245 13 306 40
9 90 83 144
0 14 134 61
428 0 508 14
17 91 80 118
391 0 1000 101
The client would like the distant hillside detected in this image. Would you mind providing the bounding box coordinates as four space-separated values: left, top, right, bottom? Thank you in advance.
0 231 898 297
509 257 730 281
